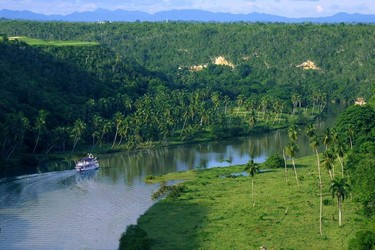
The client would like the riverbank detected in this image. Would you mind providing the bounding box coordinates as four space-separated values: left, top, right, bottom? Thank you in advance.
30 109 319 175
122 155 371 249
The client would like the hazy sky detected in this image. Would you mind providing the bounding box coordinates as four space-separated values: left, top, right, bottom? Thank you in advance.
1 0 374 17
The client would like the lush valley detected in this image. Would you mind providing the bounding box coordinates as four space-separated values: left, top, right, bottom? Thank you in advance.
1 20 375 249
120 101 375 249
0 21 374 175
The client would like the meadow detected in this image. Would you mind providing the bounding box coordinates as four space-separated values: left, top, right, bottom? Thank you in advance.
8 36 99 46
138 155 373 249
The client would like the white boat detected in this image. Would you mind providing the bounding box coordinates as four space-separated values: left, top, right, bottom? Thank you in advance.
75 153 99 172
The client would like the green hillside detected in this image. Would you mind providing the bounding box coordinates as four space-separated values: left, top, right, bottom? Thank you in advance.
1 21 373 101
8 35 99 46
124 156 373 249
0 21 374 177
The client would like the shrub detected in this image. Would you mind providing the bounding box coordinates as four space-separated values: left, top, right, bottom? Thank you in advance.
263 154 285 169
151 184 187 199
145 175 155 180
119 224 151 250
348 230 375 250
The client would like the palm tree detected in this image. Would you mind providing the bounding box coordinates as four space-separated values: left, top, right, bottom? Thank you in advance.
305 123 316 138
285 142 300 186
245 160 259 207
291 93 298 115
288 124 299 143
321 150 335 180
91 114 103 147
322 128 333 150
332 140 347 177
223 95 231 115
32 109 48 153
282 149 288 184
329 178 351 226
347 124 354 149
248 110 257 128
70 119 86 152
305 124 323 236
111 112 125 148
236 94 245 114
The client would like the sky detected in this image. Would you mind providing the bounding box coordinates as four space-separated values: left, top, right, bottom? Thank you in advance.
0 0 374 18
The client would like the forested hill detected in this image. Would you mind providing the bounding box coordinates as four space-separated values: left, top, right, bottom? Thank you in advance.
0 40 162 123
1 21 373 101
0 21 374 175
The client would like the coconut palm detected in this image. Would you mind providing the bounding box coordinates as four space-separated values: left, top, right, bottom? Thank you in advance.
70 119 86 152
282 149 288 184
245 160 259 207
223 95 231 115
236 94 245 114
288 124 299 143
329 178 351 226
347 124 354 149
322 127 333 150
306 125 323 236
305 123 316 138
111 112 125 148
332 140 347 177
321 150 335 180
32 109 48 153
285 142 300 186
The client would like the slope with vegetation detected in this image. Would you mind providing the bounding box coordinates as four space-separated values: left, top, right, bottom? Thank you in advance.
0 22 374 178
120 90 375 249
120 156 370 249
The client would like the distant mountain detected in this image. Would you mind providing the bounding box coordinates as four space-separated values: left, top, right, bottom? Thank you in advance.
1 8 374 23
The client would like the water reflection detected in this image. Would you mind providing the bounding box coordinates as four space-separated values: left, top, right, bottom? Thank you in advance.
0 170 158 250
0 104 346 249
97 104 346 183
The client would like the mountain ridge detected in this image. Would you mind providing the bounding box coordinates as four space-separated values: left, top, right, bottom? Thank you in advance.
1 8 374 23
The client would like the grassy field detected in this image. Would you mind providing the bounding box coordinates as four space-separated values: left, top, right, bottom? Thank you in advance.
136 155 373 249
8 36 99 46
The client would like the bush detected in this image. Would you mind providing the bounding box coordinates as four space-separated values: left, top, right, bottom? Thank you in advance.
263 154 285 169
151 184 187 199
348 230 375 250
119 224 151 250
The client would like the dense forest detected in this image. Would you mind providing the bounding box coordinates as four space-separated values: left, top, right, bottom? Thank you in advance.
0 21 374 177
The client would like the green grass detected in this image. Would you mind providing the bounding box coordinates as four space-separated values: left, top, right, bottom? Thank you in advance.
136 155 373 249
8 36 99 46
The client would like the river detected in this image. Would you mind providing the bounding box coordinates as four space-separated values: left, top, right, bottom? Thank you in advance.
0 104 346 250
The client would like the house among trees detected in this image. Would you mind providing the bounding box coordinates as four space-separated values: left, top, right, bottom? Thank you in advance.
354 97 366 105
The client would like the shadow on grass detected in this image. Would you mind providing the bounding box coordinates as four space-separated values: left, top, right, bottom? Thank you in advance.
289 163 310 169
135 198 207 249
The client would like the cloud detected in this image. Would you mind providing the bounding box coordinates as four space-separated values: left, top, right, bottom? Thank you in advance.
315 4 324 13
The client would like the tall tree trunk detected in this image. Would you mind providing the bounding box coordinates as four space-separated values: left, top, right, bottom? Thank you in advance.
338 197 342 226
32 132 40 153
283 149 288 184
328 170 333 180
111 126 119 149
292 158 299 186
252 177 255 207
337 155 344 177
71 136 78 152
315 149 323 236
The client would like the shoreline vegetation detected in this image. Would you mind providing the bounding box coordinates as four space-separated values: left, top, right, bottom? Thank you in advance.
3 22 374 178
120 155 370 249
1 22 374 249
119 102 375 249
36 106 320 174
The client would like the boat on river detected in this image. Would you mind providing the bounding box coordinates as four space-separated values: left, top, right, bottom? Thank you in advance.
75 153 99 172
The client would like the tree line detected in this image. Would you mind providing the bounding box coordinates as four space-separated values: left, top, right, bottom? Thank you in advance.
1 21 373 176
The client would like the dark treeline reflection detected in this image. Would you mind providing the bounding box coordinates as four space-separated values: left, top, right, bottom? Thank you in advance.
96 104 345 185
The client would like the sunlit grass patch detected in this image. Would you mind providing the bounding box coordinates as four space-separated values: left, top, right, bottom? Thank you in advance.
8 36 99 46
136 159 371 249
